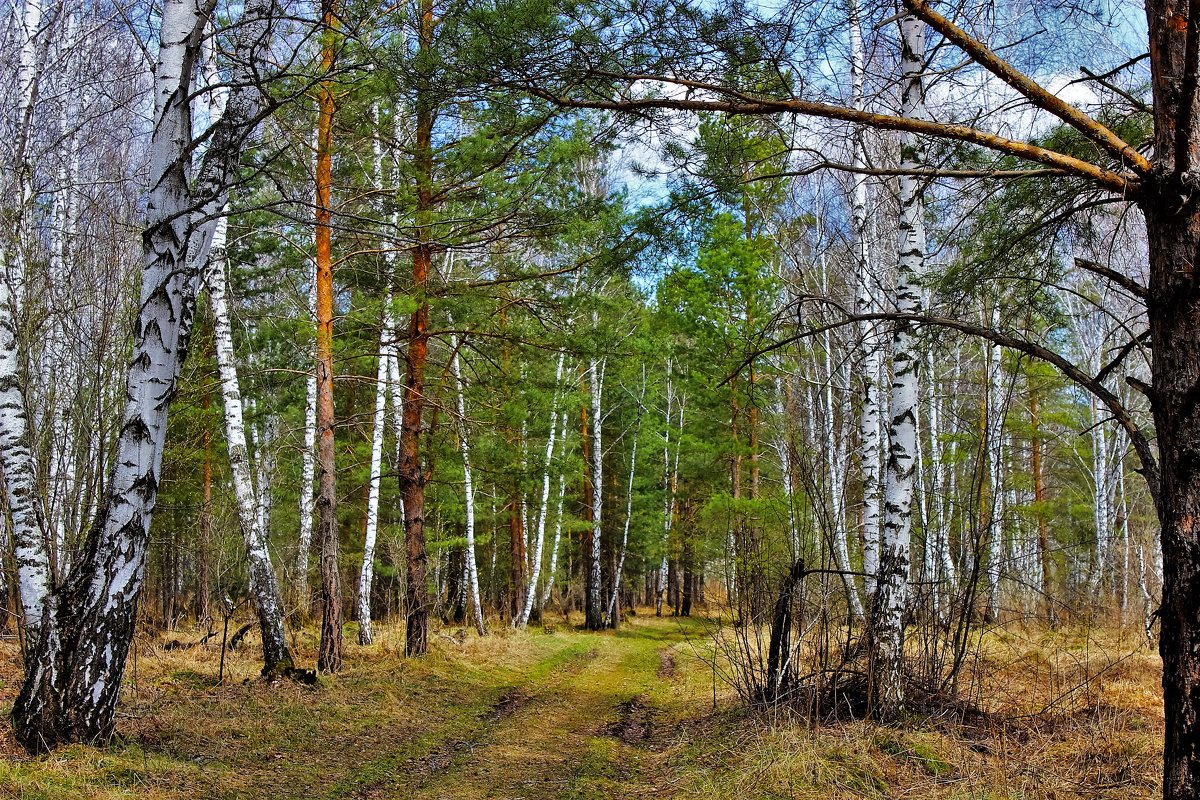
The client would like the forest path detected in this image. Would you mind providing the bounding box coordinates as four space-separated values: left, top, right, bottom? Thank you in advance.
342 613 707 800
0 613 715 799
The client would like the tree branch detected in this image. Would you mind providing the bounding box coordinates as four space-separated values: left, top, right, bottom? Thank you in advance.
1074 257 1147 299
528 83 1138 195
1079 67 1152 115
905 0 1152 175
1094 329 1151 386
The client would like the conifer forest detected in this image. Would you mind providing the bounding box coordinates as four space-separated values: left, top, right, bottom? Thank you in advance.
0 1 1194 798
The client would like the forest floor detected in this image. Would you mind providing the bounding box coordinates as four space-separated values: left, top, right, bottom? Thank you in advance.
0 610 1166 799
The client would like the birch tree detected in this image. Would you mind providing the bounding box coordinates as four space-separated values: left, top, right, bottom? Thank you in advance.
848 0 884 600
357 310 394 645
0 0 53 654
605 369 645 627
451 327 487 636
586 354 605 631
12 0 283 751
868 5 926 721
517 352 566 628
295 282 318 597
203 215 292 673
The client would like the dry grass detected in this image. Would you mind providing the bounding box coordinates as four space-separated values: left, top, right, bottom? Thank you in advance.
663 618 1163 800
0 613 1165 799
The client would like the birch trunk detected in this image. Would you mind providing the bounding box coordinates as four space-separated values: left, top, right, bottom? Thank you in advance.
46 11 82 573
605 372 644 627
542 464 568 604
869 6 925 721
518 353 565 628
821 254 864 619
1089 398 1113 595
203 215 292 672
925 345 955 617
1030 381 1050 613
357 312 393 645
656 361 676 616
12 0 279 751
850 0 883 597
358 105 401 645
984 307 1004 621
295 283 317 594
0 269 51 651
0 0 53 655
585 356 605 631
451 330 487 636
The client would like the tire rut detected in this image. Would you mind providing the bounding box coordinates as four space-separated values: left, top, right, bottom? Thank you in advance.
340 643 598 799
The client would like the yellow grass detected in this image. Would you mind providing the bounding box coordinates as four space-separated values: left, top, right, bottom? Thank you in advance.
0 612 1164 799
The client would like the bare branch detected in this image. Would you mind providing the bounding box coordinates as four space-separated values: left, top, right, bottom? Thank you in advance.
1079 67 1151 115
729 301 1161 509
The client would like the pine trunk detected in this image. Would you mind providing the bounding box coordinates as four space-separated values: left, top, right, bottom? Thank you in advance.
314 0 342 673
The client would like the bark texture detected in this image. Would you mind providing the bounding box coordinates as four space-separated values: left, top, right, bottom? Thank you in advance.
11 0 278 751
868 6 925 722
314 0 342 673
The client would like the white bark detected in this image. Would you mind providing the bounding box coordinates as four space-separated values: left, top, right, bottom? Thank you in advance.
542 419 569 606
849 0 883 597
357 312 393 645
520 414 530 570
925 344 957 591
985 307 1005 619
605 370 645 626
947 340 963 570
872 6 926 719
387 324 407 527
203 214 290 668
14 0 283 747
0 0 53 650
451 331 487 636
296 282 318 586
656 361 677 616
1089 396 1113 594
518 352 566 628
1137 540 1153 640
774 377 800 559
46 11 82 574
1119 455 1131 612
254 415 275 541
0 272 51 645
820 252 865 619
587 356 606 627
